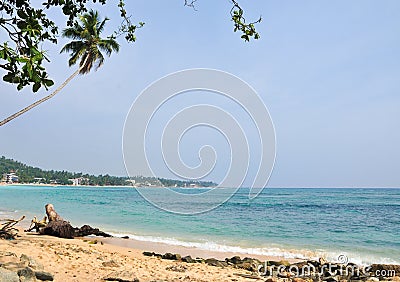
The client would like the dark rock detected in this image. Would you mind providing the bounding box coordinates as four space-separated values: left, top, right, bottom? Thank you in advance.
323 270 336 277
143 251 155 257
0 268 19 282
34 271 54 281
40 220 75 239
162 253 174 259
162 253 181 260
226 256 242 265
17 267 36 281
74 224 112 237
194 258 204 263
230 257 262 272
121 236 129 239
237 261 260 272
266 260 282 266
181 255 196 263
205 258 228 267
243 257 259 263
307 260 321 268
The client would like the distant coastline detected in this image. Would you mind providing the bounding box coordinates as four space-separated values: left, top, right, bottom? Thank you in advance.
0 182 134 188
0 156 217 188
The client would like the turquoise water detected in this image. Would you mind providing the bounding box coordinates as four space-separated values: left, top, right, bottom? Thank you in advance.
0 186 399 264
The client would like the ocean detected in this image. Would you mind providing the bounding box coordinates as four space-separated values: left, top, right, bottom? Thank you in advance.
0 186 399 265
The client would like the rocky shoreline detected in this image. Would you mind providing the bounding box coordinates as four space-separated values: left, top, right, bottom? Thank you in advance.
142 251 400 282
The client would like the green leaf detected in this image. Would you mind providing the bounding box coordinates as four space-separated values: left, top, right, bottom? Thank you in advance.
44 79 54 87
3 74 14 83
32 82 40 92
17 20 27 30
17 9 28 19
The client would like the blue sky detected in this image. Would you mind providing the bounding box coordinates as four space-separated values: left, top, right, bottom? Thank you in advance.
1 1 399 187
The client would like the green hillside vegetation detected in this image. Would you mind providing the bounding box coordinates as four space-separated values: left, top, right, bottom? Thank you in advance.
0 156 217 187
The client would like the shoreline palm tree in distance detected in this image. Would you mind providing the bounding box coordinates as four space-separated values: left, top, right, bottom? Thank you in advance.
0 10 120 127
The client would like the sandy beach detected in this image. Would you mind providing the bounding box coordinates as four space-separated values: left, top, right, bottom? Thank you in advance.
1 228 400 282
1 218 400 282
0 229 270 282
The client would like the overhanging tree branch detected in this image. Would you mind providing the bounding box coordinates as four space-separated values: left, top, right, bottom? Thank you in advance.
0 11 119 127
0 0 261 94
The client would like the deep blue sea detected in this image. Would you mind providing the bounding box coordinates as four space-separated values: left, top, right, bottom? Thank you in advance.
0 186 399 265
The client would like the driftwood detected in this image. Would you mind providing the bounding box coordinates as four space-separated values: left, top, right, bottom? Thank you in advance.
40 204 112 239
25 216 47 232
0 215 25 239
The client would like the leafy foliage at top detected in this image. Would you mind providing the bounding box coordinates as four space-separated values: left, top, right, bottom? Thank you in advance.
0 0 260 93
230 1 261 41
0 0 142 92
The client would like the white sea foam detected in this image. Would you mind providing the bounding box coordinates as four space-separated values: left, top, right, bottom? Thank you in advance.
105 232 399 265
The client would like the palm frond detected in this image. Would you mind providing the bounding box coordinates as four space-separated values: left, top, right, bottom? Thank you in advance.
97 17 109 35
60 41 85 54
61 9 118 74
95 52 105 71
62 23 84 39
98 39 120 56
69 48 86 67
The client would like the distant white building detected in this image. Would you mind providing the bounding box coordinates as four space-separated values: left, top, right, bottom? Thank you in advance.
69 177 89 186
34 177 45 183
5 173 19 183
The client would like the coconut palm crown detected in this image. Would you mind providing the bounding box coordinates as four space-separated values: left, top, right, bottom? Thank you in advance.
61 10 120 74
0 10 120 127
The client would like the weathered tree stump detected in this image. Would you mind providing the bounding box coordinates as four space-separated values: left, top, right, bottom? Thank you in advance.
40 204 112 239
45 204 63 222
40 203 75 238
41 220 75 239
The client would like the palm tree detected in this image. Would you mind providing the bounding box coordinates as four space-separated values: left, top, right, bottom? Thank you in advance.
0 10 120 127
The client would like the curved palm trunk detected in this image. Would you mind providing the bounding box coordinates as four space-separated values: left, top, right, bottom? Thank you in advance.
0 68 81 127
